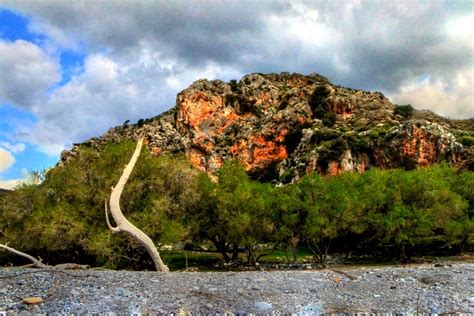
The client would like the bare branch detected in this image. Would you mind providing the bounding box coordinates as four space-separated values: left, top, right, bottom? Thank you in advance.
106 137 169 272
0 244 91 278
104 200 120 233
0 244 48 269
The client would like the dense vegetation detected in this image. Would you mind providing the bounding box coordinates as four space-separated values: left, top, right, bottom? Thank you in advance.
0 141 472 269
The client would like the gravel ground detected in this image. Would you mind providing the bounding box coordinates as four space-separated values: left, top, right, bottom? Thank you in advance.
1 263 473 314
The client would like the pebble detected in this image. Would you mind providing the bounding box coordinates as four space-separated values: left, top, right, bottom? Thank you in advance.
1 263 472 313
253 301 272 310
70 289 80 296
299 302 324 313
23 297 43 305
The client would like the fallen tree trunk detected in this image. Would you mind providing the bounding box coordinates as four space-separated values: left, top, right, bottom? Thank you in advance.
105 137 169 272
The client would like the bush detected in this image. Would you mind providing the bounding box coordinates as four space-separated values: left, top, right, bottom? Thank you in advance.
394 104 414 118
311 128 339 144
460 136 474 147
229 79 238 92
318 138 347 170
322 112 337 127
345 135 370 153
309 85 331 118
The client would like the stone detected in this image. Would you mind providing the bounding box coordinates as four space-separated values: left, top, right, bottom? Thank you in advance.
70 288 80 296
23 297 43 305
300 302 324 313
253 301 272 310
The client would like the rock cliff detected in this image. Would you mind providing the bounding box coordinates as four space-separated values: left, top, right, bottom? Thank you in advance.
61 72 474 182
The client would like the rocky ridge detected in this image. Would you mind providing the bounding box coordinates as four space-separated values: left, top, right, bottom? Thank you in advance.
60 72 473 182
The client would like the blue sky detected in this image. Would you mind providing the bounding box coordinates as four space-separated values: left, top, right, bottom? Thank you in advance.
0 1 472 189
0 9 63 186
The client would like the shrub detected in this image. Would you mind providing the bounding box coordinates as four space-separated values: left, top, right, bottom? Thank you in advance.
460 136 474 147
311 129 339 144
229 79 238 92
322 112 337 127
394 104 414 118
345 135 370 152
318 138 347 170
309 85 331 118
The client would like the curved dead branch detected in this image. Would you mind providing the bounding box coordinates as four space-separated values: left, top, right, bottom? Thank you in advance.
105 137 169 272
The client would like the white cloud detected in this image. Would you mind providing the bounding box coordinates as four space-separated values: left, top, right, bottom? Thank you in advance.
445 13 474 50
390 70 474 119
0 39 60 107
0 147 15 172
0 178 23 190
0 141 26 153
0 168 43 190
24 49 241 154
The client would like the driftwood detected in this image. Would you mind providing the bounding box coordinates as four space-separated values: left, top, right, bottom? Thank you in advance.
105 137 169 272
0 244 91 278
0 244 49 269
330 268 357 280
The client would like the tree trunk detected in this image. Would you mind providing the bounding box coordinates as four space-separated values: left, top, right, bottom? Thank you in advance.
105 137 169 272
231 243 239 261
211 236 230 262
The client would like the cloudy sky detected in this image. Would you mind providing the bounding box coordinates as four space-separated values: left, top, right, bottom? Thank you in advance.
0 0 472 188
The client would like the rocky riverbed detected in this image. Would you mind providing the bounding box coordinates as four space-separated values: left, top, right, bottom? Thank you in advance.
1 263 473 314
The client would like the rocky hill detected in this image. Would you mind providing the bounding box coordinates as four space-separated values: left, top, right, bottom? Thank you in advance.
60 72 474 183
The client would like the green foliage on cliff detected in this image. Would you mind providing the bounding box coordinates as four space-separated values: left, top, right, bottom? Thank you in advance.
322 112 337 127
394 104 414 118
309 85 330 118
0 140 472 269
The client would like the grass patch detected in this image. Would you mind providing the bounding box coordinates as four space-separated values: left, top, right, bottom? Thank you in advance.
161 250 221 271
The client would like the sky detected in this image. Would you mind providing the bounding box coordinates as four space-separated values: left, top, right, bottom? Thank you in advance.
0 0 473 189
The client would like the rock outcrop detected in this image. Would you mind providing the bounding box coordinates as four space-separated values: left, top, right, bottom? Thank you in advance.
60 72 473 182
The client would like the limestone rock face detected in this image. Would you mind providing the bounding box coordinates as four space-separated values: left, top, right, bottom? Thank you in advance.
60 72 473 182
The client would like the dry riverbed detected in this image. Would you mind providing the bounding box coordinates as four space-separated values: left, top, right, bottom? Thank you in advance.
1 263 473 314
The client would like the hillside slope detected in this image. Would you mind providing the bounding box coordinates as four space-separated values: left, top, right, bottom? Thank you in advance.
60 72 474 182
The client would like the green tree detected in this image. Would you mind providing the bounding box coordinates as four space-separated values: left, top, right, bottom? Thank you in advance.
271 185 307 263
300 172 365 265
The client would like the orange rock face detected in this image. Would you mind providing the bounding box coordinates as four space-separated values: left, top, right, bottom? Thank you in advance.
230 133 288 171
176 78 307 174
401 125 438 166
327 97 354 120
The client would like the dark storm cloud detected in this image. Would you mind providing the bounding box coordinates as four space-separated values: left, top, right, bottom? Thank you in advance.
3 1 471 90
5 1 290 66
